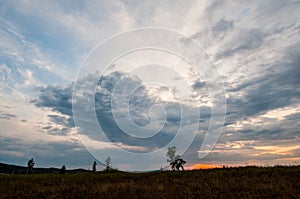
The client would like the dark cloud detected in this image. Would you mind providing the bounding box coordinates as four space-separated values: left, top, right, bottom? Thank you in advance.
216 28 267 59
228 43 300 119
94 72 182 152
212 18 234 33
192 81 207 90
213 40 300 140
33 71 200 152
33 85 73 116
211 18 234 39
188 17 234 43
284 112 300 122
0 111 17 120
47 114 74 128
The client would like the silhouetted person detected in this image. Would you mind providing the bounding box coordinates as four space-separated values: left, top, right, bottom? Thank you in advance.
27 158 35 174
105 157 111 171
92 161 97 172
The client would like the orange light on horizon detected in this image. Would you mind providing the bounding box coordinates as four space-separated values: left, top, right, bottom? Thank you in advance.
186 164 221 170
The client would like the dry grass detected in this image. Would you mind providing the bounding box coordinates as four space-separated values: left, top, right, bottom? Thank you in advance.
1 166 299 199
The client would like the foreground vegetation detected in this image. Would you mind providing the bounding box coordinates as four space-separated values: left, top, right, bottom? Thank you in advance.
1 166 299 199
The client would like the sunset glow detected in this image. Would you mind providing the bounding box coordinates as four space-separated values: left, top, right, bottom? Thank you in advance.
187 164 221 170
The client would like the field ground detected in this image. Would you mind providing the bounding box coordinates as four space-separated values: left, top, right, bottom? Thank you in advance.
0 166 299 199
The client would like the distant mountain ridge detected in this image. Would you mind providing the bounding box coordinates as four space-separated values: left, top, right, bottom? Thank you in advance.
0 162 90 174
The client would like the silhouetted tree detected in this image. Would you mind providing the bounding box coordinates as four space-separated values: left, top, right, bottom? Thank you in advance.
166 146 177 164
92 161 97 172
27 158 35 174
175 158 186 171
105 157 112 171
60 165 66 174
167 146 186 171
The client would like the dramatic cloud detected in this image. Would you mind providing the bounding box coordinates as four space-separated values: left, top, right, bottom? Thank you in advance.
33 71 202 153
0 0 299 170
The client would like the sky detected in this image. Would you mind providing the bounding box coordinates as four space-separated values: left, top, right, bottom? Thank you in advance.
0 0 299 171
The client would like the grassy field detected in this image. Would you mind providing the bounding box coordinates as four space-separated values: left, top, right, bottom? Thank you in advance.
0 166 299 199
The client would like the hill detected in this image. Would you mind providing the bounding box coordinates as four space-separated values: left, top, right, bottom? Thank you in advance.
0 165 299 198
0 162 90 174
